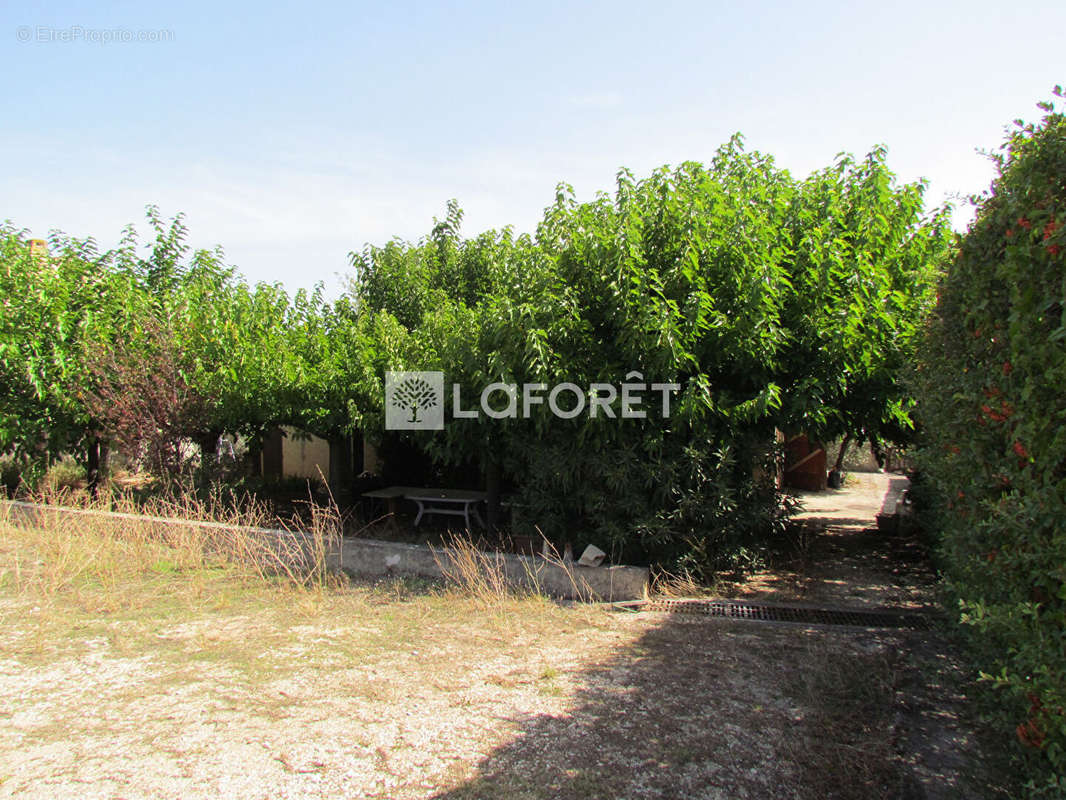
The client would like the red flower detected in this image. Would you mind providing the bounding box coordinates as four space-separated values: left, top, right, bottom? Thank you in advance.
1019 217 1032 230
1006 229 1014 237
1018 719 1046 749
1002 361 1013 375
1013 441 1029 459
1050 244 1062 257
1043 219 1058 239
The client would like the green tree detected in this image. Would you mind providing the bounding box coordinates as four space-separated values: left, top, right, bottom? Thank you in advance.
0 225 122 487
103 208 303 480
348 139 946 575
780 147 952 464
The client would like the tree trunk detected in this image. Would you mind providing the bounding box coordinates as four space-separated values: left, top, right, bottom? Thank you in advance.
327 435 353 506
485 457 502 531
833 435 851 473
260 428 283 479
85 436 101 496
828 435 851 489
99 441 110 486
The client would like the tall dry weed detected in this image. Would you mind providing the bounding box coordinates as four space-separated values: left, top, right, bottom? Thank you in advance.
0 485 343 608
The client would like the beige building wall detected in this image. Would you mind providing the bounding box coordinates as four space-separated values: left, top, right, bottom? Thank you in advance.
280 428 331 483
362 440 380 475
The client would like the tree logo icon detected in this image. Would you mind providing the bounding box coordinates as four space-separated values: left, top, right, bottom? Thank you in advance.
392 376 438 423
385 371 445 430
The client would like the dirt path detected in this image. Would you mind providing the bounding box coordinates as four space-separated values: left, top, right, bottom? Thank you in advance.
724 473 935 611
709 472 1014 798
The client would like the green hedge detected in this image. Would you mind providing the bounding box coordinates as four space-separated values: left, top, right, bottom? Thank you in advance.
915 92 1066 795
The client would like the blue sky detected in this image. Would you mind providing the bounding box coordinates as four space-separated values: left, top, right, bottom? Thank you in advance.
3 0 1064 296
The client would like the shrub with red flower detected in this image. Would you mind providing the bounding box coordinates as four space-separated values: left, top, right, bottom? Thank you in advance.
914 89 1066 787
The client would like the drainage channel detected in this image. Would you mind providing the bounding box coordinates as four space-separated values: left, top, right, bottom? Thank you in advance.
614 598 931 630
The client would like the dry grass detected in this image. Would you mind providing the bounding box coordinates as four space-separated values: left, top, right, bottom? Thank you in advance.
431 530 593 608
1 487 341 602
0 490 1010 799
432 532 517 602
780 637 904 798
0 492 599 682
0 518 611 797
650 566 717 598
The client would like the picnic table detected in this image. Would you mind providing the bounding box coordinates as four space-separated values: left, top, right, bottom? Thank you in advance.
361 486 488 530
361 485 416 524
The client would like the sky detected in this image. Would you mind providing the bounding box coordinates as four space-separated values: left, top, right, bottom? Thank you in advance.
2 0 1064 297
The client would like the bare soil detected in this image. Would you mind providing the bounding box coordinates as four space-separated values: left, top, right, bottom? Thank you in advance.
0 476 1018 798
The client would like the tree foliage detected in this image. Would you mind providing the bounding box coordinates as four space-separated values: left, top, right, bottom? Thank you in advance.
350 139 947 575
0 225 117 475
1 136 945 578
914 91 1066 794
83 314 207 479
0 209 310 483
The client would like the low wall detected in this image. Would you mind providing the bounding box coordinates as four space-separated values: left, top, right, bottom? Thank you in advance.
0 500 648 602
332 538 648 601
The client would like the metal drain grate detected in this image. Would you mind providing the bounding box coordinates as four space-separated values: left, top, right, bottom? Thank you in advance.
617 598 930 630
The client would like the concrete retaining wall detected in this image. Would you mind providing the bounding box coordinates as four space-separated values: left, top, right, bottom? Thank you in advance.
0 500 649 602
332 537 648 601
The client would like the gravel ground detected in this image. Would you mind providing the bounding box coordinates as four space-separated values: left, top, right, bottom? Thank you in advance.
0 601 937 800
0 474 1017 798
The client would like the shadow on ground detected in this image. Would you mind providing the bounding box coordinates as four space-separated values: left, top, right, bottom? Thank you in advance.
431 610 1013 800
424 473 1017 799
